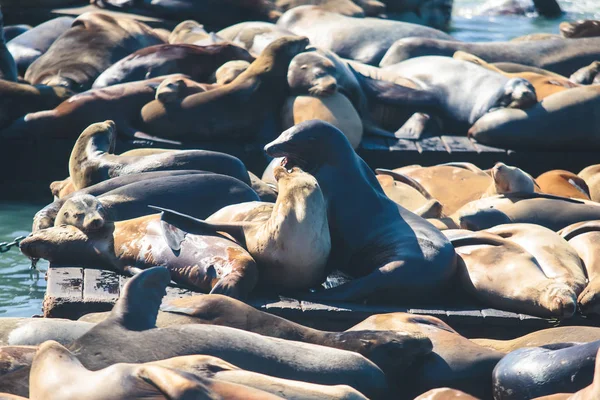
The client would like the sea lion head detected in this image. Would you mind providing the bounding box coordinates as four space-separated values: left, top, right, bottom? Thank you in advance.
560 19 600 38
578 281 600 316
288 51 338 96
491 162 536 194
19 224 96 265
542 283 577 318
265 120 354 175
489 78 537 112
168 20 207 44
78 120 117 154
260 35 309 70
49 177 76 200
54 194 108 232
273 165 321 198
155 78 187 103
215 60 251 85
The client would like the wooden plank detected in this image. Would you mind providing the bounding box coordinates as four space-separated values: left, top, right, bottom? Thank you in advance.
441 136 478 153
388 139 419 152
83 268 119 303
43 267 83 318
416 137 448 153
470 138 507 154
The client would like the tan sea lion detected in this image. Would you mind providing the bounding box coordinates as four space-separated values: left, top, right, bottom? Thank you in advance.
25 12 165 92
281 93 363 149
67 120 252 190
214 60 251 84
579 164 600 202
481 162 537 197
277 0 366 17
561 20 600 39
153 166 331 290
453 51 578 101
537 170 591 200
375 173 443 218
413 388 480 400
154 76 212 103
168 20 211 44
29 340 285 400
0 318 93 346
21 214 259 298
348 312 503 399
444 229 578 317
560 221 600 315
216 22 297 57
473 326 600 353
139 36 309 141
570 61 600 85
484 223 587 294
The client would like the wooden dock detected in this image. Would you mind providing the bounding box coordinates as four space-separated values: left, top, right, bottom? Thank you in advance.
44 266 600 339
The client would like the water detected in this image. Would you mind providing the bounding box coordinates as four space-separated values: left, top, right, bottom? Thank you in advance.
0 203 48 317
2 1 600 317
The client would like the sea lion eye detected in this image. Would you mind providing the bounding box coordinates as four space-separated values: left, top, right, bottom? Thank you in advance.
64 212 70 218
300 65 308 70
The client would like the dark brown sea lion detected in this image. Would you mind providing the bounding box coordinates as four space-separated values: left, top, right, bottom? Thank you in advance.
24 12 165 92
92 43 254 88
30 340 285 400
0 9 16 82
536 170 590 200
264 120 457 303
68 120 251 190
6 17 73 76
579 164 600 202
347 312 504 399
155 166 332 291
1 75 183 143
21 214 260 297
474 0 562 17
139 36 309 141
277 6 454 65
70 267 389 398
33 171 259 232
561 20 600 38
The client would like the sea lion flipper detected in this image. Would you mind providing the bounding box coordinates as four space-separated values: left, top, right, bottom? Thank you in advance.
159 219 187 252
362 119 402 139
394 112 439 140
374 168 434 200
136 365 216 399
559 221 600 241
108 266 170 331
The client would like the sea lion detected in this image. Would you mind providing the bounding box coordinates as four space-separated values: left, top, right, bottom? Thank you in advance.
493 341 600 400
153 76 213 103
374 172 442 218
30 340 286 400
0 393 27 399
454 193 600 231
468 86 600 150
511 33 562 42
1 75 184 142
484 223 587 294
560 221 600 315
561 20 600 39
33 172 259 232
24 12 165 92
379 37 600 76
474 0 562 17
92 43 254 88
277 6 454 65
21 215 260 297
139 36 309 141
453 51 578 101
380 56 537 134
413 388 479 400
6 17 73 76
3 25 31 42
68 120 251 190
264 120 457 302
217 22 298 56
444 229 578 317
168 20 211 45
492 62 568 78
347 312 504 399
281 93 363 149
214 60 251 84
579 164 600 202
277 0 366 17
473 326 600 353
65 267 389 398
536 170 590 200
0 9 16 82
153 166 331 290
0 318 93 346
0 80 73 130
570 61 600 85
482 162 536 197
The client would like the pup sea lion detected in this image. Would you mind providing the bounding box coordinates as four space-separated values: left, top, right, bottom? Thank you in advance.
67 267 389 398
444 229 578 317
68 120 251 190
469 86 600 151
153 166 331 290
380 56 537 134
348 312 504 399
218 22 297 56
379 37 600 76
473 326 600 353
168 20 211 44
33 172 259 232
277 6 454 65
30 340 285 400
493 341 600 400
25 12 165 92
579 164 600 202
215 60 251 84
22 215 259 297
536 170 590 200
139 36 309 141
92 43 254 88
561 20 600 38
153 76 213 103
264 120 457 302
6 17 73 76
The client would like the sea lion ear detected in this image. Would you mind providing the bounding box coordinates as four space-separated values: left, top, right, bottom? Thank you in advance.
108 267 170 331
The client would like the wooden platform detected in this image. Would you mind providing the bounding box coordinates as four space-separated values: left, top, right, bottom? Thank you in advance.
43 266 600 340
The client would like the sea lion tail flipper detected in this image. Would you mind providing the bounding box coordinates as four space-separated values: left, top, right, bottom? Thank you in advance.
136 365 220 399
149 205 247 246
413 199 444 219
108 266 170 331
374 168 435 200
443 231 507 248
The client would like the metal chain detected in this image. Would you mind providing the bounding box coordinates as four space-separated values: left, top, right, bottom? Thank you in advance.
0 235 27 253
